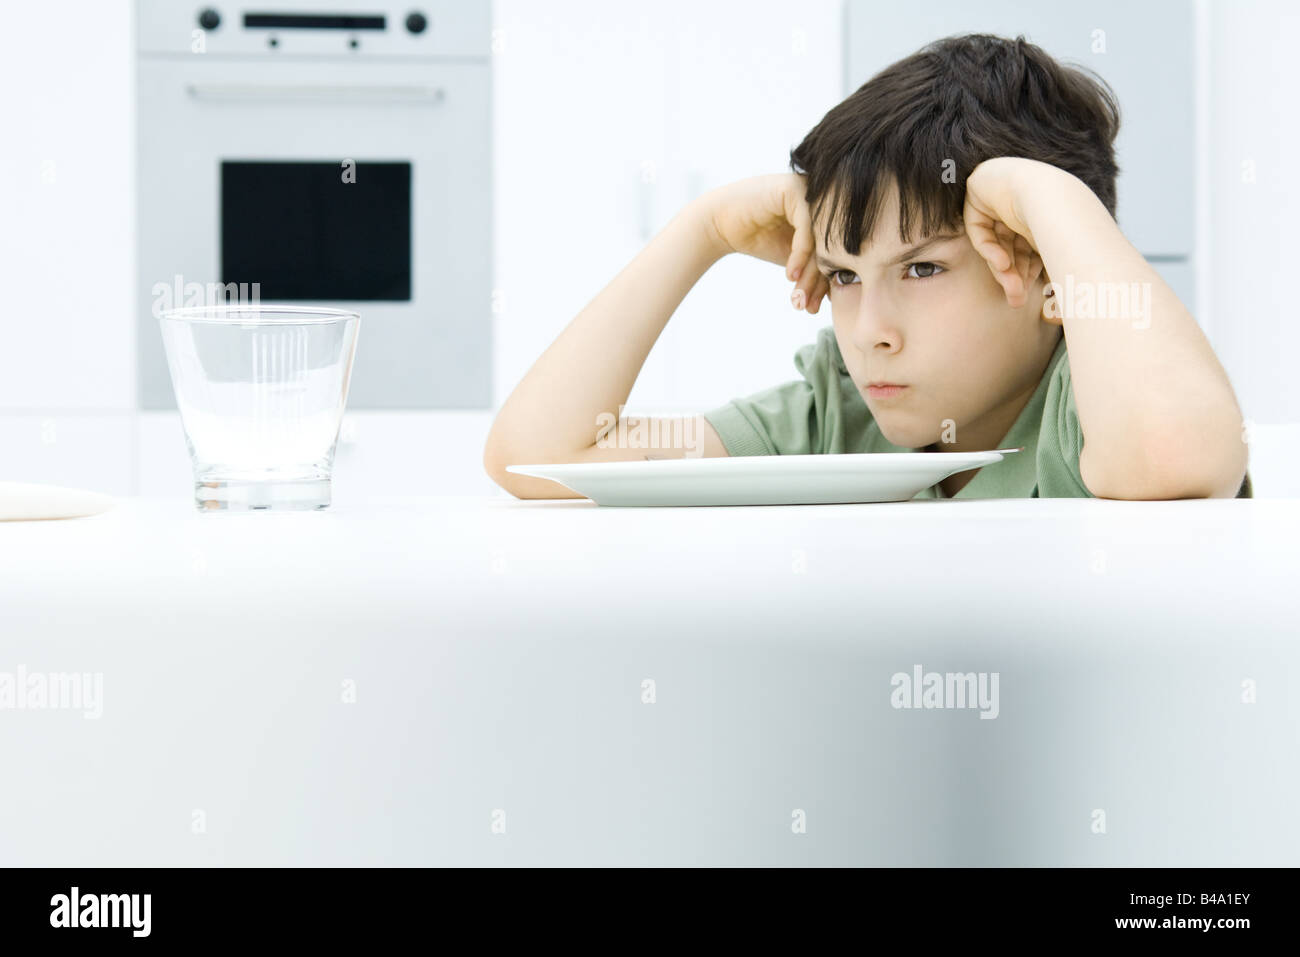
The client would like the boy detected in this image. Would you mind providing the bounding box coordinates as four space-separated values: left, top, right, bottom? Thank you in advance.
484 33 1251 501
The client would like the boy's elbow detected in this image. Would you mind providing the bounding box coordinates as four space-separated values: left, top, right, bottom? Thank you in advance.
1081 425 1248 500
483 444 527 498
1142 418 1250 499
483 445 574 500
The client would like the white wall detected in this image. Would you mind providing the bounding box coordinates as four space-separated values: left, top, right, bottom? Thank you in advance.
1198 0 1300 496
0 0 137 495
490 0 843 417
0 0 1295 499
1205 0 1300 425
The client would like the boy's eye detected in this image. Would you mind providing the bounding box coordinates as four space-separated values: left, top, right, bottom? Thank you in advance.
904 261 944 280
823 262 945 287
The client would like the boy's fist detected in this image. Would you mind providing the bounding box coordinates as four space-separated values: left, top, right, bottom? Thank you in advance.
702 173 831 314
963 156 1053 309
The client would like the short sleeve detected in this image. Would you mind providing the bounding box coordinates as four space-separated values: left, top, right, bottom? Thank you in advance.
701 326 859 456
1035 349 1095 498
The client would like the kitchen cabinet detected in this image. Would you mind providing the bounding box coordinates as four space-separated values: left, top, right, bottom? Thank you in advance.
491 0 844 414
0 414 135 496
0 1 134 412
135 410 503 499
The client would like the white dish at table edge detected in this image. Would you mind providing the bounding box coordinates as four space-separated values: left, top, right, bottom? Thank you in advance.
506 448 1024 507
0 482 117 521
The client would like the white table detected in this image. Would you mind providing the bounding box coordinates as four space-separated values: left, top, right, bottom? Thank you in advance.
2 495 1297 865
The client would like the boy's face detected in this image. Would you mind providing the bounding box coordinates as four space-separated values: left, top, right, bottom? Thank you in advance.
813 180 1061 453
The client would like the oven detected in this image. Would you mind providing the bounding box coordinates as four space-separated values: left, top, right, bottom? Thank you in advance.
136 0 492 409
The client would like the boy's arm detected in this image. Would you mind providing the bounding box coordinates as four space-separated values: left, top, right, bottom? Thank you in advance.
965 157 1248 500
482 197 731 496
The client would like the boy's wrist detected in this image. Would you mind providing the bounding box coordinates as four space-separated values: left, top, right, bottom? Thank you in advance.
681 195 733 263
1012 159 1108 244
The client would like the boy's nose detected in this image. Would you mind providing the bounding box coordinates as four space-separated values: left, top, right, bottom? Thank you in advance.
848 287 903 354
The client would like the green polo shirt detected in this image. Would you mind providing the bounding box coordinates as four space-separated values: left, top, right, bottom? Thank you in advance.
701 326 1252 499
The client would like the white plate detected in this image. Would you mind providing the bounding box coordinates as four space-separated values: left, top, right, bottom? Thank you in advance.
0 481 117 521
506 448 1023 507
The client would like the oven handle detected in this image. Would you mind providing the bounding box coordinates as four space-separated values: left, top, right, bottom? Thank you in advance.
185 84 446 105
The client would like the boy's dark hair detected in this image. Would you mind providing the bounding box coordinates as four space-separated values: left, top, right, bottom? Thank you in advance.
791 33 1121 256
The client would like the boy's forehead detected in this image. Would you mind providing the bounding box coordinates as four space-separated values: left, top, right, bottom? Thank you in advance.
815 221 960 263
813 186 965 262
813 181 912 260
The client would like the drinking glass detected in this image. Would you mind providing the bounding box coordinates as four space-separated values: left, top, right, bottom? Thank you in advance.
159 304 361 511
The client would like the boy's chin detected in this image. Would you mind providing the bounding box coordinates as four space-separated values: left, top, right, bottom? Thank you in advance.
875 421 937 451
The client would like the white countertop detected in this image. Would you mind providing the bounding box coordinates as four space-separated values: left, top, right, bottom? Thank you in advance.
2 495 1297 865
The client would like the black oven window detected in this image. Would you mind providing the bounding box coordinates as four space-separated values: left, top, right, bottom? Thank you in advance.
221 161 411 301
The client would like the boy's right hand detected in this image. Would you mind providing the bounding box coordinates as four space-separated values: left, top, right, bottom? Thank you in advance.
702 173 832 314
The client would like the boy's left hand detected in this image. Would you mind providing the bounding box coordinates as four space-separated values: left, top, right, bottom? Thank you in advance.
963 157 1055 309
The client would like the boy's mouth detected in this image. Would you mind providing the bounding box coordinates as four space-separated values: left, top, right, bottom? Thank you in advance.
865 384 908 399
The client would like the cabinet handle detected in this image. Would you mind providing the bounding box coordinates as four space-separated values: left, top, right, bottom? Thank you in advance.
186 84 446 105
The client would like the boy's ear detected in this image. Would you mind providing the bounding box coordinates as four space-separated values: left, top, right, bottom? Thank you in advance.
1003 251 1053 318
1038 265 1063 327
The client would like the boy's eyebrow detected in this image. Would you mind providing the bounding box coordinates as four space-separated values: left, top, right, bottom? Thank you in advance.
816 230 966 271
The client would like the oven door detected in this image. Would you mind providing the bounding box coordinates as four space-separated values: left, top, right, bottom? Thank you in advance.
138 55 491 410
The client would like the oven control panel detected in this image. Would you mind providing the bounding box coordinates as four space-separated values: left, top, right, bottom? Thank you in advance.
138 0 488 57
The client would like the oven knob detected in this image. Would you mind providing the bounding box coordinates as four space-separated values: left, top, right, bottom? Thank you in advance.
197 8 220 30
405 11 428 34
